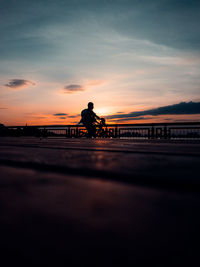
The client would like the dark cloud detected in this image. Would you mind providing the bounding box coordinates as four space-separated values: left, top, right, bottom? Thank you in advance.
111 116 152 122
68 115 79 118
59 117 66 119
35 116 46 119
0 107 7 109
53 113 67 116
5 79 36 89
63 84 85 93
107 102 200 120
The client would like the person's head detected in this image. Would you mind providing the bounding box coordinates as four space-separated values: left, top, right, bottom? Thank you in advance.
88 102 94 110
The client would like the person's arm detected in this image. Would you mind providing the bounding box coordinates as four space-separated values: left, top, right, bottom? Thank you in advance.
94 112 100 120
77 119 82 125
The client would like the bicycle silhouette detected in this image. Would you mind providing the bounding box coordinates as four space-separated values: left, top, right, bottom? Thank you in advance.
79 118 110 138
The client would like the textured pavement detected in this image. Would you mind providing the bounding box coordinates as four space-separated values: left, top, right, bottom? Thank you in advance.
0 137 200 266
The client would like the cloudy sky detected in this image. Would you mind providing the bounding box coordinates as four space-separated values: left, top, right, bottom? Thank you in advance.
0 0 200 125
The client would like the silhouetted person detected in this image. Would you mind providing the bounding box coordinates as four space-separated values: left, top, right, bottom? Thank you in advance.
80 102 100 138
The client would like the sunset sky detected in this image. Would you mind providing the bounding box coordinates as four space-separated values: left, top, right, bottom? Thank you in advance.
0 0 200 125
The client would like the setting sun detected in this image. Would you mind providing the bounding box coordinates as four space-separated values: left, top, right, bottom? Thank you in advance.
94 107 111 117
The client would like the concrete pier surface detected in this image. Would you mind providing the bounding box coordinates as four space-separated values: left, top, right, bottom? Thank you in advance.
0 137 200 266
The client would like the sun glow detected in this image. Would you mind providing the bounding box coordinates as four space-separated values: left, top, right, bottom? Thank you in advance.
94 107 111 117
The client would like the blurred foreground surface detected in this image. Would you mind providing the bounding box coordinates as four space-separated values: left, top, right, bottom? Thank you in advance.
0 137 200 266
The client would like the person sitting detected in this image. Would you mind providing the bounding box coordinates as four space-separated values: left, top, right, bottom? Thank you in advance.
80 102 100 138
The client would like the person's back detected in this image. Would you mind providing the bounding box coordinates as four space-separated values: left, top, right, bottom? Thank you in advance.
81 109 97 124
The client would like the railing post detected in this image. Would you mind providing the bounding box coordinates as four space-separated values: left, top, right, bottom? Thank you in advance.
76 127 79 138
151 126 155 139
168 128 171 139
148 128 151 139
67 127 71 138
118 129 121 138
164 125 168 139
114 126 118 138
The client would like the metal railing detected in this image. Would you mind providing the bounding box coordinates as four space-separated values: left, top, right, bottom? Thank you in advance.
4 122 200 139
